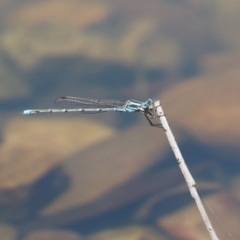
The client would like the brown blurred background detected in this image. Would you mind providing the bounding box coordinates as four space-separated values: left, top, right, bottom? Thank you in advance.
0 0 240 239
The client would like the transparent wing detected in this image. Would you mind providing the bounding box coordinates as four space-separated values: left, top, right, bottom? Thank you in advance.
54 96 126 109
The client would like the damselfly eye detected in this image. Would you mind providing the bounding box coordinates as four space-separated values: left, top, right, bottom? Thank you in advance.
141 99 153 109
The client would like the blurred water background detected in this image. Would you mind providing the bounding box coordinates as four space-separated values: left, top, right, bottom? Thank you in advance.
0 0 240 239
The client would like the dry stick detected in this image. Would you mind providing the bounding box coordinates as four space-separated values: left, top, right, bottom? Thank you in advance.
154 100 219 240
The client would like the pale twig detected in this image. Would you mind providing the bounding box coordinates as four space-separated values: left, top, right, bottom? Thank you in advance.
154 100 219 240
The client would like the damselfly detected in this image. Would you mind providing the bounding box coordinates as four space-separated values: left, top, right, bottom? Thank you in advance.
23 96 161 127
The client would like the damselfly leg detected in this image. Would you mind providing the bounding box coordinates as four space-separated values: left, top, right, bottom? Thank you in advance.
144 109 163 128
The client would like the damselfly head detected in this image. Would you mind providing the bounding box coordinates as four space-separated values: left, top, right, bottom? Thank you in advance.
141 99 154 109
